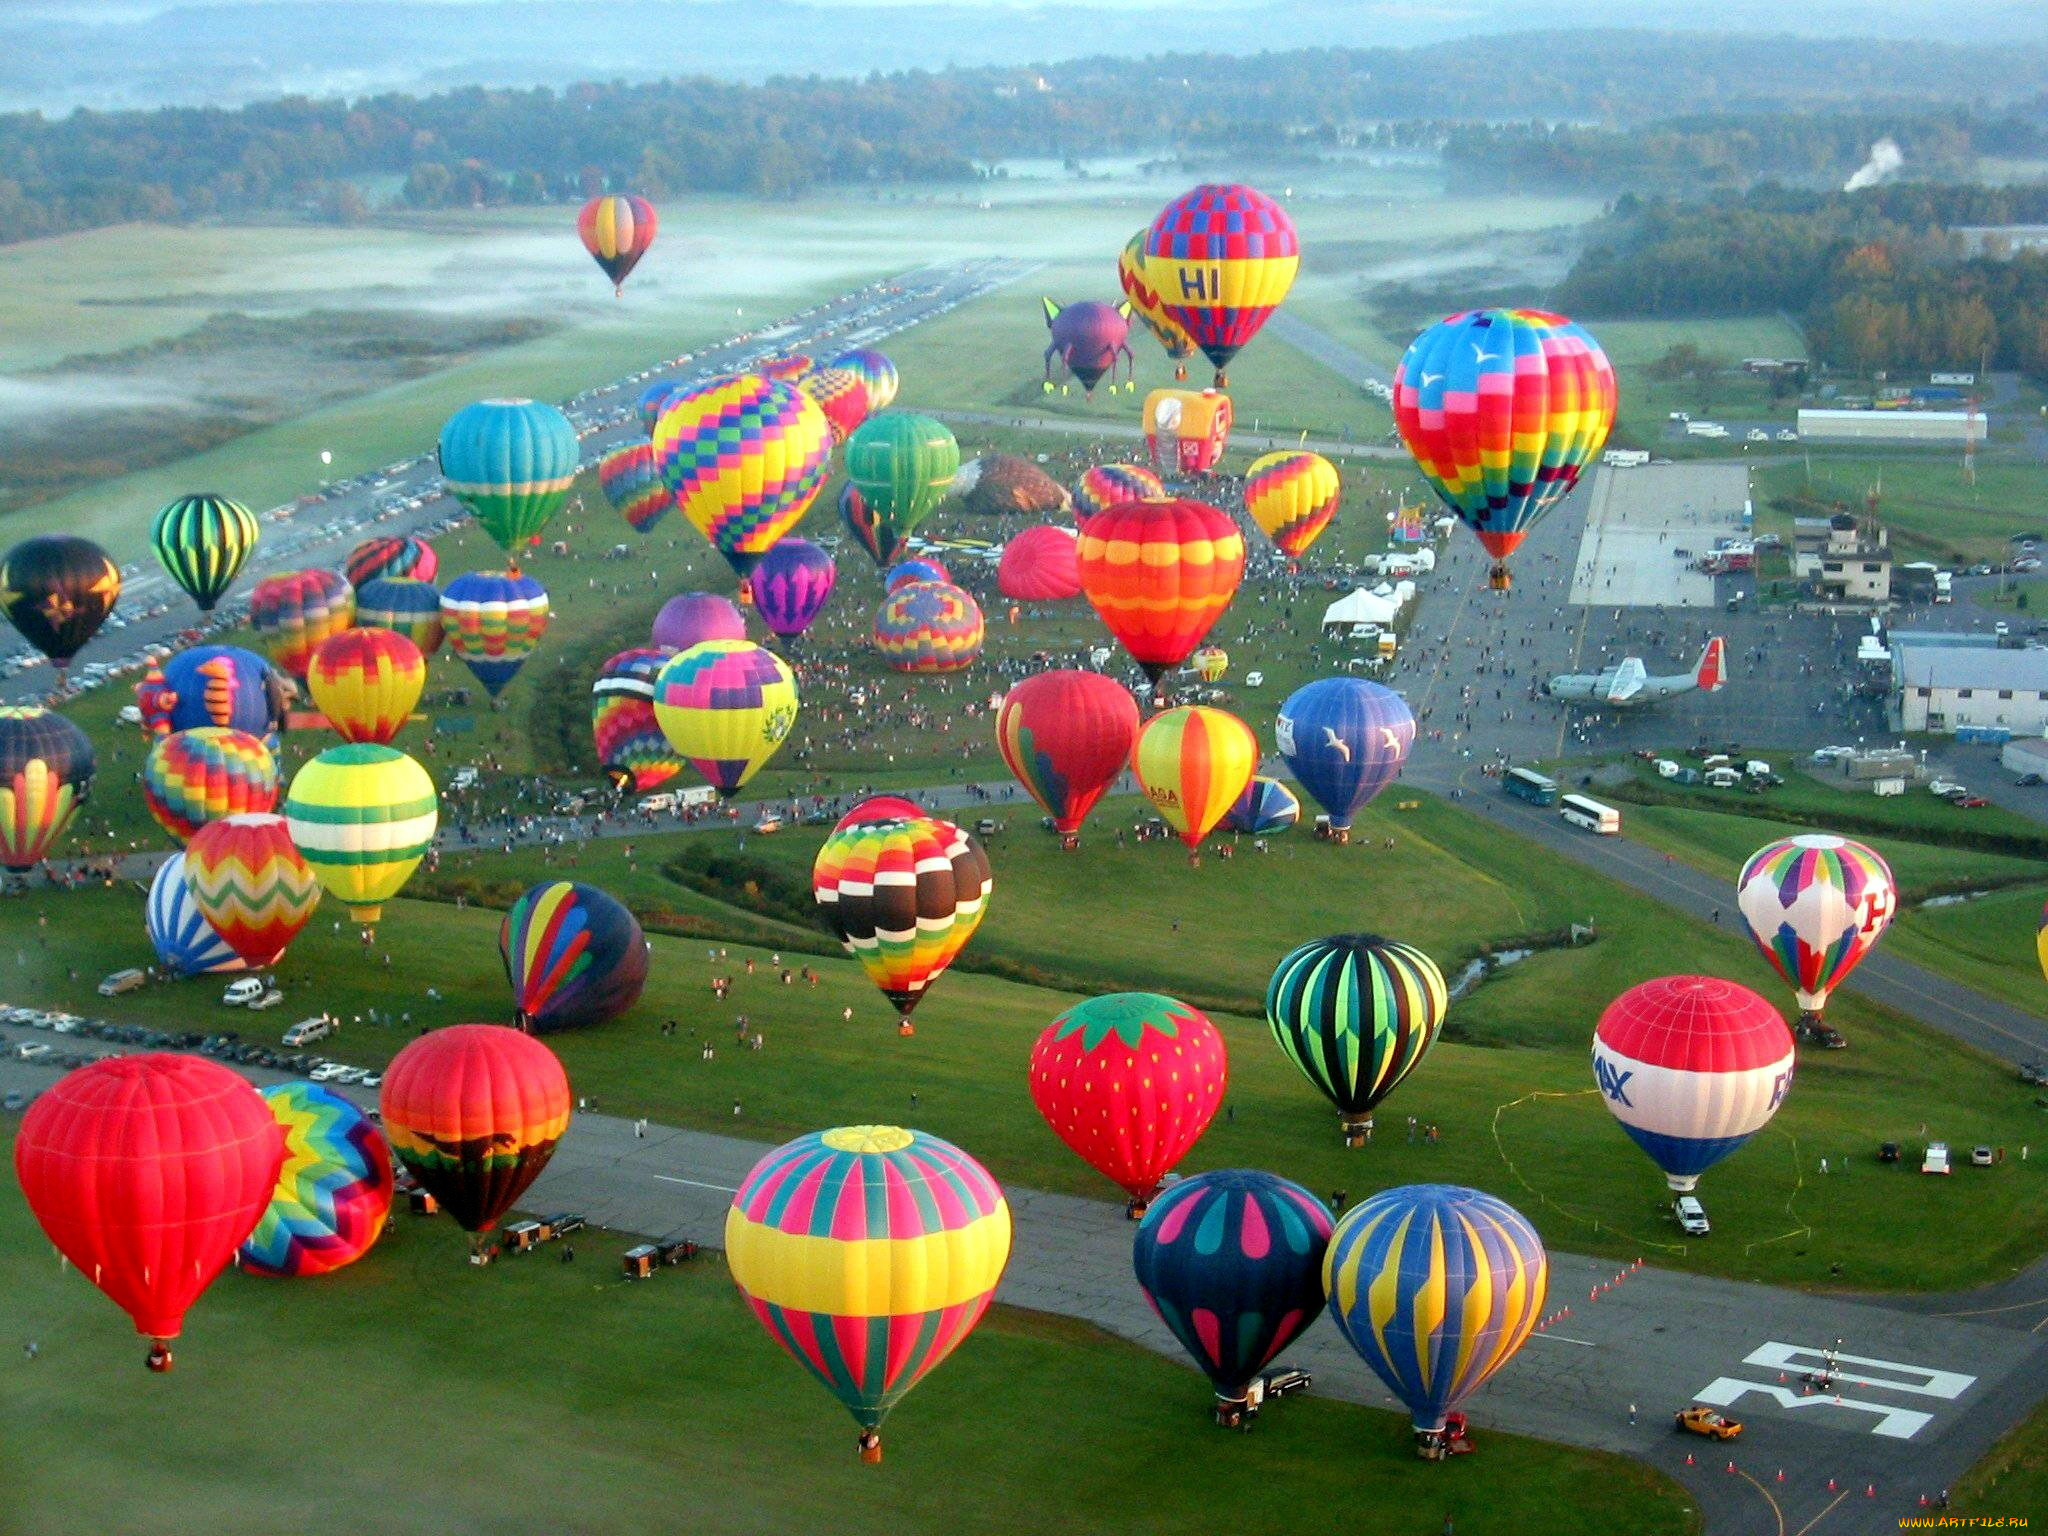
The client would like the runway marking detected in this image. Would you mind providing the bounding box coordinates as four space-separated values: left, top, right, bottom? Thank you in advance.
1929 1294 2048 1319
652 1174 739 1194
1731 1467 1787 1536
1789 1489 1847 1536
1529 1331 1598 1347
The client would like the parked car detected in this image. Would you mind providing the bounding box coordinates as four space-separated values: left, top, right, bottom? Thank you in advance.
247 988 285 1012
223 977 266 1007
1675 1406 1741 1440
1923 1141 1951 1175
1971 1145 1995 1167
1878 1141 1901 1163
97 968 146 997
14 1041 52 1061
282 1017 335 1048
1673 1195 1710 1236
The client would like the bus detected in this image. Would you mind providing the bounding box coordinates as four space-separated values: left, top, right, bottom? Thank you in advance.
1503 768 1558 806
1559 794 1621 834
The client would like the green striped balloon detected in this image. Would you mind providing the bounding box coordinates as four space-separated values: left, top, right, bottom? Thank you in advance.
152 493 260 612
284 744 438 928
844 413 958 553
1265 933 1446 1143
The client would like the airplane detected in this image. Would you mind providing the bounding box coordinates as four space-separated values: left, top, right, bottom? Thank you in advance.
1543 638 1725 708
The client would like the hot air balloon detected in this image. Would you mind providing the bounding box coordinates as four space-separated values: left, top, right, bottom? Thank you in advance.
284 745 437 930
249 568 354 679
844 414 959 563
873 581 984 673
1118 228 1198 380
834 795 926 832
759 354 814 384
1074 462 1164 517
1393 308 1616 590
1225 775 1299 835
829 347 899 412
598 441 672 534
1245 452 1339 563
887 557 950 592
344 534 438 589
1267 934 1447 1146
1143 184 1298 384
997 525 1082 601
591 646 682 793
1735 834 1896 1039
1276 678 1415 842
2038 899 2048 989
1132 1170 1334 1422
14 1054 282 1369
651 640 798 798
577 193 657 295
442 570 550 697
797 365 871 444
839 483 896 568
1592 975 1795 1193
146 852 246 975
651 590 746 652
1133 705 1257 861
238 1082 394 1279
499 880 649 1033
752 538 836 641
994 670 1139 849
140 726 278 842
1042 298 1135 395
380 1024 571 1246
1324 1185 1547 1444
1079 498 1242 694
182 814 320 967
1028 991 1227 1216
1143 387 1234 477
812 815 990 1034
438 399 581 568
0 706 93 871
653 374 834 601
353 576 445 657
1190 645 1227 683
725 1126 1010 1462
0 534 120 677
637 380 681 437
307 628 424 746
137 644 287 745
152 494 259 612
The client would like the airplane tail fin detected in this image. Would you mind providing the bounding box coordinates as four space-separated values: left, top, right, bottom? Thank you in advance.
1697 637 1726 693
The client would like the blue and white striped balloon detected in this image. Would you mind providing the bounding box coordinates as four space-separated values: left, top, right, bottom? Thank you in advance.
146 852 247 975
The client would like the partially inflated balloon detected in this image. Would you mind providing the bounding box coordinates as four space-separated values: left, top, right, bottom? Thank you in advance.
438 399 581 566
995 670 1138 848
752 538 836 641
591 646 681 793
1078 498 1243 688
0 535 120 670
1118 228 1197 378
285 745 437 928
1074 462 1163 517
146 852 245 975
839 483 895 568
1133 706 1257 855
1245 452 1339 561
183 814 320 966
1225 775 1299 835
651 640 798 797
238 1082 393 1279
0 706 93 871
353 576 445 657
873 581 983 673
797 365 870 445
1267 934 1446 1144
651 591 745 652
442 570 550 697
1735 834 1895 1030
998 526 1082 601
578 194 657 294
344 535 438 589
1143 184 1298 383
1276 678 1414 839
141 726 277 842
833 795 925 832
138 645 286 744
500 880 649 1033
599 441 671 534
829 347 899 411
153 494 259 612
813 815 990 1030
308 628 425 746
249 569 353 679
845 414 958 560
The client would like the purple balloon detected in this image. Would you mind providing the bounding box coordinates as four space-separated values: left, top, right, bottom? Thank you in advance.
752 539 837 640
651 592 745 650
1044 298 1134 393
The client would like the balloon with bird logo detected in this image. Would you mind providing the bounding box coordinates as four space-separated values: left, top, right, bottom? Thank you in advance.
752 538 836 641
353 576 445 657
344 534 438 589
844 414 959 563
499 880 649 1034
577 193 657 295
139 644 288 746
590 646 682 793
438 399 581 569
1245 452 1340 563
308 628 425 746
152 494 259 612
1118 228 1197 380
0 705 94 871
238 1082 394 1279
146 852 246 976
651 640 798 798
140 726 278 842
284 744 437 930
829 347 899 411
1734 834 1895 1037
997 525 1082 601
1132 705 1258 860
797 365 871 444
1073 462 1163 517
598 441 672 534
442 570 550 697
249 568 353 679
182 813 320 967
873 581 983 673
1276 678 1415 842
1041 298 1134 395
0 534 121 677
995 670 1139 849
1078 498 1243 694
1266 934 1447 1145
1143 184 1299 384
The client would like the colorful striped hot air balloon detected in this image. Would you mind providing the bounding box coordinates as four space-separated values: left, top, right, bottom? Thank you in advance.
1078 498 1243 693
1735 834 1896 1035
0 706 93 871
1118 228 1197 380
343 535 438 589
137 644 286 746
499 880 649 1034
873 581 984 674
1276 677 1415 841
1245 452 1340 562
1132 705 1258 859
140 726 278 842
437 399 581 568
886 557 949 592
598 441 671 534
308 628 425 746
1143 184 1299 384
1028 991 1228 1214
1224 775 1300 835
995 670 1139 848
758 354 814 384
353 576 445 657
1074 462 1164 517
1324 1185 1547 1438
725 1125 1011 1460
284 745 437 929
146 852 245 975
829 348 899 412
845 414 959 563
182 814 320 967
590 646 681 794
1191 645 1227 683
152 494 259 613
577 193 658 295
441 570 550 697
797 365 871 445
1266 934 1447 1145
651 640 798 797
637 380 681 437
751 538 836 641
249 569 354 679
238 1082 393 1279
1394 308 1616 591
997 525 1082 602
839 483 895 568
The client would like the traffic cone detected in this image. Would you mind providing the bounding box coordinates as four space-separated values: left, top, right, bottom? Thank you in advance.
1827 1478 1838 1493
1775 1469 1785 1483
1778 1371 1788 1384
1919 1494 1930 1507
1725 1460 1736 1475
1684 1453 1695 1466
1866 1484 1876 1498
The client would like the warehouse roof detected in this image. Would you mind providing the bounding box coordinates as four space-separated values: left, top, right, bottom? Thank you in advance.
1895 644 2048 692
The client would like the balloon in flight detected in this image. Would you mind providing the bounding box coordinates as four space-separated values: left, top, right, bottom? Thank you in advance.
812 814 990 1031
577 193 657 294
353 576 445 657
182 813 320 967
598 441 672 534
829 347 899 411
138 644 287 745
1245 451 1340 562
1041 298 1134 394
442 570 551 697
344 534 438 589
249 568 354 679
590 645 682 793
1143 184 1298 383
1077 498 1243 689
751 538 836 641
307 628 425 746
437 399 581 567
651 640 798 797
0 534 121 673
994 669 1139 848
844 414 959 561
1118 228 1197 379
152 494 259 612
284 744 438 928
1073 462 1163 518
1132 705 1258 856
1734 833 1895 1031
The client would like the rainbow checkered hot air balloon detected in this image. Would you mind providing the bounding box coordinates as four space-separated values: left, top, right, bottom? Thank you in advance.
1245 451 1340 562
598 441 671 534
1143 184 1299 385
0 706 94 872
238 1082 394 1279
829 348 899 412
1132 705 1258 859
725 1125 1011 1460
577 194 658 295
650 640 798 798
353 576 445 657
441 570 550 697
1266 934 1446 1145
437 399 581 569
590 646 681 793
140 727 279 842
249 569 354 679
499 880 648 1034
1735 833 1895 1034
797 365 871 445
1393 308 1616 591
872 581 983 674
1074 462 1163 518
284 745 438 929
182 813 320 967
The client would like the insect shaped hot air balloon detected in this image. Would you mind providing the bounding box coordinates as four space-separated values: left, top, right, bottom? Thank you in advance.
873 581 984 674
499 880 649 1033
995 670 1139 849
834 795 925 832
637 380 681 437
284 745 437 931
886 557 949 592
1079 498 1242 695
1134 706 1257 860
249 569 353 679
590 646 681 793
1143 388 1234 477
238 1082 393 1279
146 852 245 975
15 1054 282 1369
442 570 550 697
1074 462 1163 517
752 538 836 641
577 193 657 295
652 590 745 652
182 814 320 966
438 399 581 569
353 576 445 657
598 441 671 534
725 1126 1010 1462
152 494 259 613
1393 308 1616 591
1267 934 1447 1146
138 644 287 746
308 628 425 746
1028 992 1227 1216
653 374 834 602
1591 975 1795 1193
997 525 1082 602
797 365 871 445
1735 834 1895 1038
1119 228 1197 380
1226 775 1299 835
844 414 959 564
1133 1170 1334 1422
344 534 438 589
380 1024 571 1247
1276 678 1415 843
651 640 798 798
140 726 278 842
1143 184 1299 385
0 534 120 678
1245 452 1339 563
1042 298 1135 395
829 347 899 412
1324 1185 1547 1440
0 706 93 871
812 815 990 1034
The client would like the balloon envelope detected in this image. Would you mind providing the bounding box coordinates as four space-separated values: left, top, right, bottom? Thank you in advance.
1266 934 1446 1137
284 745 438 926
751 539 836 640
1225 775 1299 835
652 591 746 652
591 646 682 793
1245 452 1340 560
153 494 259 612
442 570 550 697
0 705 94 870
1133 705 1258 851
1078 499 1243 684
438 399 581 562
1735 833 1896 1020
599 441 671 534
1276 677 1415 834
138 644 286 744
146 852 246 975
1143 184 1298 379
887 557 950 592
651 640 798 796
249 569 353 679
994 670 1138 844
829 348 899 411
140 726 278 842
578 194 657 291
182 813 320 966
1074 463 1164 518
844 414 959 559
1043 298 1132 392
998 526 1082 601
500 881 649 1033
344 535 437 589
238 1082 394 1278
0 534 121 666
873 581 984 673
308 628 426 746
813 815 990 1021
354 576 445 657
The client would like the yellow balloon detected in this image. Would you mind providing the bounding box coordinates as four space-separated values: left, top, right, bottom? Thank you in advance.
1245 451 1341 561
650 640 798 797
1132 705 1258 854
283 745 438 926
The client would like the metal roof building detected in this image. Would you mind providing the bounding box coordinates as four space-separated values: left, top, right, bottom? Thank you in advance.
1894 643 2048 733
1798 409 1984 445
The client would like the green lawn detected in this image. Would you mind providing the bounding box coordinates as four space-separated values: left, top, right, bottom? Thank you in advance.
1954 1394 2048 1525
1754 456 2046 566
1579 316 1809 448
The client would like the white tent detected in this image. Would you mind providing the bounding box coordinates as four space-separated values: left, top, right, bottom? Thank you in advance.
1322 587 1400 634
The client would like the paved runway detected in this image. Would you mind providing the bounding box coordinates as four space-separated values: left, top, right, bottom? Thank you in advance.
1569 465 1747 608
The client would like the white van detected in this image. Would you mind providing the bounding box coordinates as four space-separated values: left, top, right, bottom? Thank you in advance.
1674 1196 1710 1236
222 977 266 1007
637 792 681 815
282 1017 336 1048
1704 767 1743 789
1653 758 1682 778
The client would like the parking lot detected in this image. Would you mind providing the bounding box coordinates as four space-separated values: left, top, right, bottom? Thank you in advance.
1568 463 1751 608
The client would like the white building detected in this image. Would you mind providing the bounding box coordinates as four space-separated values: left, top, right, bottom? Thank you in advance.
1798 408 1984 446
1999 736 2048 778
1895 644 2048 734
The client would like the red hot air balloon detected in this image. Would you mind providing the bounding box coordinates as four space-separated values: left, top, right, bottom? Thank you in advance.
834 795 925 832
578 194 658 296
995 670 1139 849
998 526 1082 602
1076 498 1244 695
14 1054 283 1369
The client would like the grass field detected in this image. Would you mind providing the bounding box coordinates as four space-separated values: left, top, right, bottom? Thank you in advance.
1578 316 1810 447
1753 456 2044 565
1954 1395 2048 1523
0 1147 1696 1536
